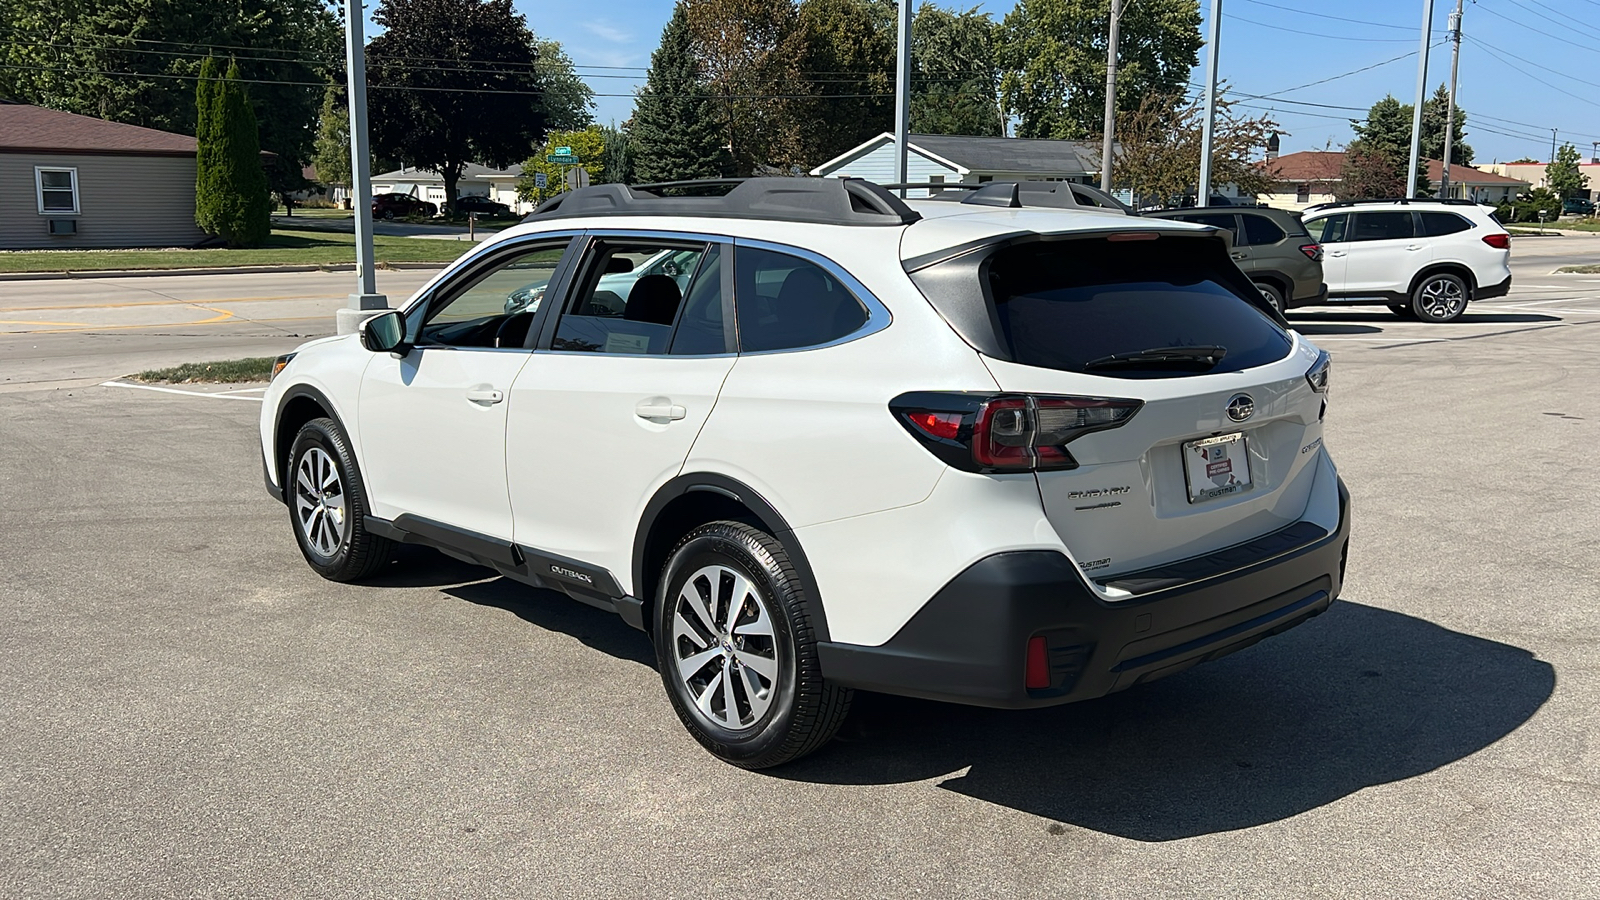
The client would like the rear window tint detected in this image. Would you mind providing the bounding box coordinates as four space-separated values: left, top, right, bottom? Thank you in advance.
734 246 868 352
1242 214 1286 245
1351 211 1415 241
1420 212 1472 236
980 238 1292 379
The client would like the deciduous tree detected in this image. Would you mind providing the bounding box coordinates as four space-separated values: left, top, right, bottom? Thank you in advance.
1546 143 1590 199
791 0 896 167
684 0 806 174
1107 90 1277 206
911 4 1002 137
534 38 596 132
366 0 546 210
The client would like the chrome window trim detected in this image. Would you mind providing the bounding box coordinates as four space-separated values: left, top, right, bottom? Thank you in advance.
730 237 892 355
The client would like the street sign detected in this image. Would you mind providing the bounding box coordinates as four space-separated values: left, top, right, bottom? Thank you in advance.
554 146 572 155
534 172 547 188
546 146 578 164
565 167 591 190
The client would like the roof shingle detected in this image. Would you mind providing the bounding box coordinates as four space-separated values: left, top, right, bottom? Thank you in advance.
0 103 198 156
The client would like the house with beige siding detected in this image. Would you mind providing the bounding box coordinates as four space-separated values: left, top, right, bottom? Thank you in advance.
809 133 1115 198
1260 150 1530 211
0 102 211 250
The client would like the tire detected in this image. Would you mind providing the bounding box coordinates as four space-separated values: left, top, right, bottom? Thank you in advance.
1387 303 1414 319
286 417 396 582
1255 281 1285 314
653 521 852 769
382 210 395 220
1411 273 1469 322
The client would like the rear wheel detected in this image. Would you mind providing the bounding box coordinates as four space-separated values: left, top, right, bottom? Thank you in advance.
1411 273 1469 322
287 417 396 582
653 521 851 769
1254 282 1285 314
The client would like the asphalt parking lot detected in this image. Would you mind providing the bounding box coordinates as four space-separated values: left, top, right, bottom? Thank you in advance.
2 244 1598 897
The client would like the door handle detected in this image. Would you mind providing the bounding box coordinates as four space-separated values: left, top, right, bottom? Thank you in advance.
1406 244 1425 250
466 388 504 404
635 400 686 420
1329 250 1347 257
1230 251 1249 260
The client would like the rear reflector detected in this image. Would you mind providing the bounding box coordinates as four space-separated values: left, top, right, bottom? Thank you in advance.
1482 233 1511 249
1025 636 1051 689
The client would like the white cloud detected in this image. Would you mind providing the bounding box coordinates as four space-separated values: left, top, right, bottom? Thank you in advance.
582 21 632 44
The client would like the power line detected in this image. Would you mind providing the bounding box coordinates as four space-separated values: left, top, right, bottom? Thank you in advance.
1496 0 1600 42
1225 14 1423 41
1466 0 1600 55
1233 0 1431 31
1463 34 1600 110
1258 45 1436 98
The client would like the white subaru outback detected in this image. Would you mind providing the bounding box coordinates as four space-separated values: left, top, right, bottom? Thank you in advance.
261 179 1350 769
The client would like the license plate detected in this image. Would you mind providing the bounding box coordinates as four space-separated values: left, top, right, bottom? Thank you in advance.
1183 432 1252 503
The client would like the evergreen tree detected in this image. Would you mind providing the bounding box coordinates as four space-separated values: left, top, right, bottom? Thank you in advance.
1348 95 1429 196
1421 85 1472 166
631 3 734 183
203 61 272 247
600 125 635 185
194 56 223 234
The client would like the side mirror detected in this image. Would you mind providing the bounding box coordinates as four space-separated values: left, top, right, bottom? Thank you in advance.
360 310 408 355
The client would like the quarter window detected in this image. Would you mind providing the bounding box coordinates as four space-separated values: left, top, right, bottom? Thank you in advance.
734 246 869 352
1242 214 1286 246
1420 212 1472 236
553 241 712 355
36 167 79 214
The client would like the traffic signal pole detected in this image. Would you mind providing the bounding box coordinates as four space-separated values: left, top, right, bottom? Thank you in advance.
336 0 388 335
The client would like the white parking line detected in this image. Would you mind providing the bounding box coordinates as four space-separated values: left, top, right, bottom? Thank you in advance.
100 380 265 402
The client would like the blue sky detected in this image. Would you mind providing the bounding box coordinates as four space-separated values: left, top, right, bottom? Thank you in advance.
470 0 1600 164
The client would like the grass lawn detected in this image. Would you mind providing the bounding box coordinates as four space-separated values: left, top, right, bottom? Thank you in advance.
0 228 467 274
1556 264 1600 273
132 357 276 383
273 206 352 219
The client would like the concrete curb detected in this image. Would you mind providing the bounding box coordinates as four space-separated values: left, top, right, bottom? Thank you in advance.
0 262 446 282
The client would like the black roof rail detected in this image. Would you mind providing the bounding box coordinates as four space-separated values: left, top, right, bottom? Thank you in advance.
1303 197 1483 211
876 180 1135 215
523 177 920 226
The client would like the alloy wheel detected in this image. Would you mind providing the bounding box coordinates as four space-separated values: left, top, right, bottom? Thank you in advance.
1416 277 1465 320
671 564 779 732
294 446 346 558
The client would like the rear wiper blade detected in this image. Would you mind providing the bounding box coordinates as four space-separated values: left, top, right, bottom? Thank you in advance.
1082 345 1228 371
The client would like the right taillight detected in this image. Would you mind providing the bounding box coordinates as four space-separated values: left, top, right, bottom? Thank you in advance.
1482 233 1511 249
893 392 1143 472
1299 242 1322 261
1305 349 1330 393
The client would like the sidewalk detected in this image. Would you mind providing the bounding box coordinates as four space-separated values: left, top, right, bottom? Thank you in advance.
271 214 503 241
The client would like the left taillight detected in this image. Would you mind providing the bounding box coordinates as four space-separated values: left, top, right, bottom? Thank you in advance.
1299 242 1322 261
270 352 296 381
1482 233 1511 250
892 392 1143 472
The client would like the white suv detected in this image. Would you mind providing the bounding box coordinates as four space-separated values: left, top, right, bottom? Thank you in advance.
1301 199 1512 322
261 179 1350 768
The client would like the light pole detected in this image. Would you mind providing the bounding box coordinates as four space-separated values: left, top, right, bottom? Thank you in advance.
336 0 387 335
1439 0 1463 198
893 0 912 194
1100 0 1123 194
1405 0 1435 199
1196 0 1222 204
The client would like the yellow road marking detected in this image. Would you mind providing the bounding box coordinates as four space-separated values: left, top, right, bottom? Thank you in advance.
1 308 237 334
0 293 345 312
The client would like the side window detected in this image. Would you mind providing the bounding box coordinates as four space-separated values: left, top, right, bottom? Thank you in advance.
1181 213 1241 242
416 242 569 348
36 167 79 214
1420 212 1472 236
1242 213 1286 246
669 245 728 355
552 240 709 355
1307 213 1347 243
1351 211 1415 242
734 246 869 353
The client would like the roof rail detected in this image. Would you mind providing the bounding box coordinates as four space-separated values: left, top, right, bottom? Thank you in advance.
877 180 1135 215
524 177 921 226
1303 197 1483 212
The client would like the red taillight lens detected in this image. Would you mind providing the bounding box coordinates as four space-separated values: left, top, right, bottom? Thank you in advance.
973 398 1034 468
1299 242 1322 261
1025 636 1051 689
1482 233 1511 249
898 393 1143 472
906 410 963 441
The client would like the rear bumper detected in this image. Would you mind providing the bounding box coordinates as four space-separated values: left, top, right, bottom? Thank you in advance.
1290 282 1329 308
1477 274 1512 299
818 480 1351 709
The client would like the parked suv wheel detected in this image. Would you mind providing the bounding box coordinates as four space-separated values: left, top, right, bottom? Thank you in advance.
1411 273 1469 322
653 521 852 769
1255 281 1284 313
287 418 396 582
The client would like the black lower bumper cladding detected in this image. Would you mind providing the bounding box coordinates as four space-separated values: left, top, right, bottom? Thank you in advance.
818 480 1351 709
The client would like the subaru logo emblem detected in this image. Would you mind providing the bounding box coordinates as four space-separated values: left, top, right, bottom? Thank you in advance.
1226 394 1255 422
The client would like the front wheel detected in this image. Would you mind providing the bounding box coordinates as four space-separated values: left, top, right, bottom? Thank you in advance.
1411 273 1469 322
654 521 852 769
287 417 396 582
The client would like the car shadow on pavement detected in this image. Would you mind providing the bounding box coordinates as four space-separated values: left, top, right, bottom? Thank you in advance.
1288 322 1384 335
1289 312 1560 326
774 599 1555 842
444 575 656 667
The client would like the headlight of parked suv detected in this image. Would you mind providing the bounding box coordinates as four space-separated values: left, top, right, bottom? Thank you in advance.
1305 349 1330 393
270 353 296 382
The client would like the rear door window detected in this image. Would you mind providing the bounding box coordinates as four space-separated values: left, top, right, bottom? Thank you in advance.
978 237 1292 379
734 246 869 352
1306 213 1347 243
552 239 713 354
1350 211 1415 241
1420 212 1472 236
1178 213 1240 243
1242 213 1287 246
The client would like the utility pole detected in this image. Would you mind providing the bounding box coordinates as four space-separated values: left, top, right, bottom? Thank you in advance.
1439 0 1463 199
1406 0 1435 199
336 0 387 335
1550 128 1558 163
893 0 912 195
1099 0 1123 194
1196 0 1222 203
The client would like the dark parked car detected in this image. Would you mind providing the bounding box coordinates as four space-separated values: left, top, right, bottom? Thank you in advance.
1145 206 1326 313
371 193 437 220
450 195 513 217
1562 197 1595 217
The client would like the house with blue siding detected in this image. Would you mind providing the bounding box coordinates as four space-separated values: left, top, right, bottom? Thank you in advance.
809 133 1109 197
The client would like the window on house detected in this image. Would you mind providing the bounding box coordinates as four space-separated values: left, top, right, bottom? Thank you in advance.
36 167 79 215
929 174 945 196
1295 183 1311 203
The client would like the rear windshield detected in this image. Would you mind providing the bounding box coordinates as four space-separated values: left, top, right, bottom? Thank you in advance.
976 237 1292 378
